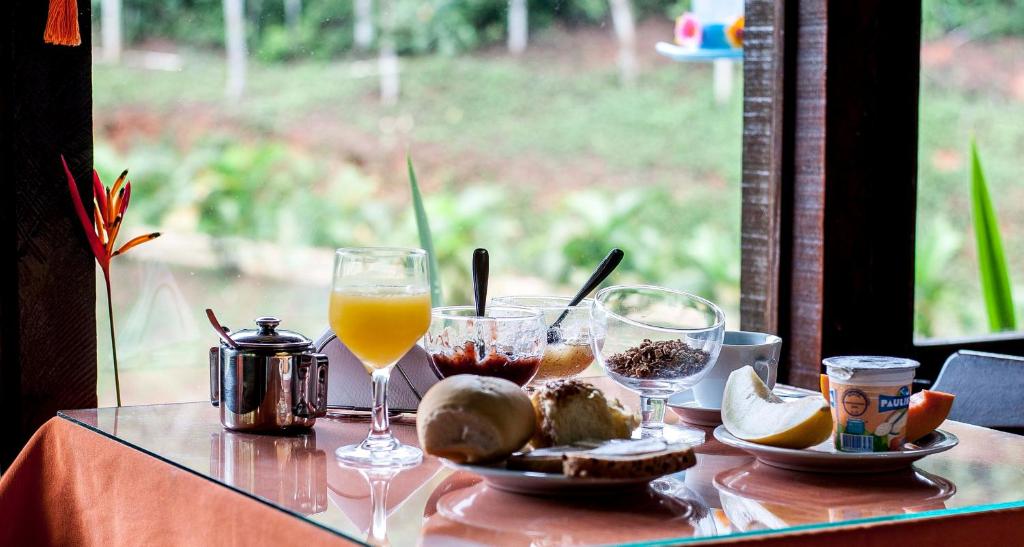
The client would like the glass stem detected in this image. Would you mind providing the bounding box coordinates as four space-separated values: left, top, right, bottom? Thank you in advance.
364 368 397 451
640 395 667 439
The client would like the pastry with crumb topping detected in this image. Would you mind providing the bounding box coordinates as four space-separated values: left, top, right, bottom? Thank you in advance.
530 380 639 448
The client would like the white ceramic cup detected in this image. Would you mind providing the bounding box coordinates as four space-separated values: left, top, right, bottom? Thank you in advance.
691 330 782 409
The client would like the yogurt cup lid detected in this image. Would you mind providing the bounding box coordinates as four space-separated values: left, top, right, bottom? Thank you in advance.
823 355 919 381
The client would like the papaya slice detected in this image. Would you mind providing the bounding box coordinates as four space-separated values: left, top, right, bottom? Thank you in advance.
905 390 955 442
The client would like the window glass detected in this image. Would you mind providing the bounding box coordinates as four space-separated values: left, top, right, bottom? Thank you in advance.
916 0 1024 339
91 0 742 404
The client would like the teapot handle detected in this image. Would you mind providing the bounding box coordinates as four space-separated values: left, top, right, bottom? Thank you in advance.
313 353 329 416
209 347 220 407
294 353 329 418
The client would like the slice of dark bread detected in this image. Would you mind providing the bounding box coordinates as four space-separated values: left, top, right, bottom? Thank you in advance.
506 443 600 473
562 439 696 479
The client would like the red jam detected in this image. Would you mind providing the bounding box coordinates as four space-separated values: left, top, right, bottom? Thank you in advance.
429 342 541 386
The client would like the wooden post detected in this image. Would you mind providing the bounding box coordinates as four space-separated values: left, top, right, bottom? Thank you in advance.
355 0 374 50
284 0 302 36
608 0 637 86
507 0 527 54
223 0 247 99
378 0 398 105
100 0 121 63
712 59 733 104
0 0 96 470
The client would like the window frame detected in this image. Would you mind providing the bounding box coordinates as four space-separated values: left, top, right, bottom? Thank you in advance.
1 0 97 470
740 0 1024 389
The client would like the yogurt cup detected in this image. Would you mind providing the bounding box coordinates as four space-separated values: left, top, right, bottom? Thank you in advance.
823 356 920 453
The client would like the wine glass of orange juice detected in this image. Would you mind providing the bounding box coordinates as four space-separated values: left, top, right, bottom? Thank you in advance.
330 247 431 467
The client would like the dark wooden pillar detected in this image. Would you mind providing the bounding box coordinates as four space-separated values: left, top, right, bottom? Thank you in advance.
816 0 921 378
739 0 786 336
0 1 96 469
742 0 921 388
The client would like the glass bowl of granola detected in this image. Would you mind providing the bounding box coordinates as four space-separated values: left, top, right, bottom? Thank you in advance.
590 284 726 444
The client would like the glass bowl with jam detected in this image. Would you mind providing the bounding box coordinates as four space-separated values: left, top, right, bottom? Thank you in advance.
425 306 547 387
491 296 598 390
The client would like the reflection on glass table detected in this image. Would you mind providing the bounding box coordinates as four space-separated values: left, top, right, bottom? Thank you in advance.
716 462 956 531
209 429 327 515
59 383 1024 546
421 473 716 546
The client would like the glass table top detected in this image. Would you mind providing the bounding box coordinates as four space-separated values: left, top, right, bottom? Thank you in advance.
60 392 1024 546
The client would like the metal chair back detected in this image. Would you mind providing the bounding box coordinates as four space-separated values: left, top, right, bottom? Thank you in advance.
933 350 1024 431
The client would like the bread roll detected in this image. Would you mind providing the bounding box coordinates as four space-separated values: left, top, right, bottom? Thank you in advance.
417 375 536 464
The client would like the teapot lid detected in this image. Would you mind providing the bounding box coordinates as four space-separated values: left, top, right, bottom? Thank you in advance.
228 317 312 351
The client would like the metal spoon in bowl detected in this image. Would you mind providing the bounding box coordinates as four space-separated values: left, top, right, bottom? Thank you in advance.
473 248 489 318
548 248 625 344
472 248 489 357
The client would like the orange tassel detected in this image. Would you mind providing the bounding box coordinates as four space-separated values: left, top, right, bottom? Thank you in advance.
44 0 81 47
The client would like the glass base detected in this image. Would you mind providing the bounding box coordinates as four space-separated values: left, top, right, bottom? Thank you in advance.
633 423 706 446
336 441 423 468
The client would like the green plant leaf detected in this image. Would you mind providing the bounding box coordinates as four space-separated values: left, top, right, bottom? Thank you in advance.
969 139 1016 331
408 156 443 306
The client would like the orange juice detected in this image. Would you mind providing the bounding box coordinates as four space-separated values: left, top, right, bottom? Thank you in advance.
329 289 431 372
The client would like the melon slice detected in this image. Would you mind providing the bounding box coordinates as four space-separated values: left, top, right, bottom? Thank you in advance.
820 374 830 404
905 390 955 442
722 366 834 449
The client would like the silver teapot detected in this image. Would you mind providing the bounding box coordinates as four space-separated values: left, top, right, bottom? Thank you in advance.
209 315 328 432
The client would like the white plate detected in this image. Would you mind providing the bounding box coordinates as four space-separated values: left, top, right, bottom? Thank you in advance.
712 426 958 473
442 460 654 496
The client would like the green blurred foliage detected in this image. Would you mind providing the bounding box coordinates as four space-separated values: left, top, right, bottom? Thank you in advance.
96 0 686 61
915 216 966 338
95 137 738 313
923 0 1024 39
100 0 1024 54
95 138 392 250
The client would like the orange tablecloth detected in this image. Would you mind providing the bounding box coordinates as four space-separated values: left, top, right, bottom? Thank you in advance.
2 416 1023 546
0 418 350 546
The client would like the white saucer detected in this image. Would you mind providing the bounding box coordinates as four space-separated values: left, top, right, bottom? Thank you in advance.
668 400 723 427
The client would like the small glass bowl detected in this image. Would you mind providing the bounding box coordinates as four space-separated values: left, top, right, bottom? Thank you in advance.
591 284 726 443
425 306 547 387
491 296 597 389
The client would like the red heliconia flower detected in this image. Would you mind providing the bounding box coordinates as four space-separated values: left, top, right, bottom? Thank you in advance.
61 155 160 276
63 154 160 407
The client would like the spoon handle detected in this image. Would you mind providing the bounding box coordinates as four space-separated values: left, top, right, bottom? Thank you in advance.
472 248 489 317
551 248 624 329
205 308 240 349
